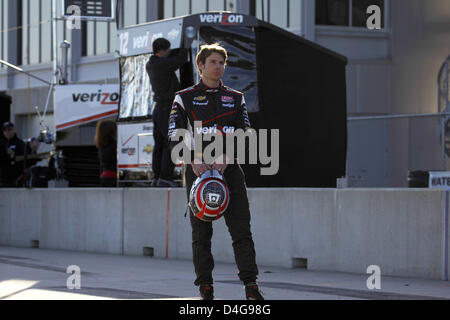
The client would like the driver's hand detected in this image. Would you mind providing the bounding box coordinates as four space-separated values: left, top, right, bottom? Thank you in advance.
211 154 229 174
191 163 211 177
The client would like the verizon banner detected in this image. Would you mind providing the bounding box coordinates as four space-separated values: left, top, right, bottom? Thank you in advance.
55 84 119 131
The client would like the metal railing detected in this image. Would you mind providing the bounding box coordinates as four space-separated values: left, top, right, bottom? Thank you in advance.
346 112 450 187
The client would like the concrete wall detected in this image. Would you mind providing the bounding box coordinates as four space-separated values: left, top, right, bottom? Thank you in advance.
0 188 448 281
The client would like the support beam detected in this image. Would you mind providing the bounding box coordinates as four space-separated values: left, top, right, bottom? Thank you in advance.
7 0 20 89
236 0 255 16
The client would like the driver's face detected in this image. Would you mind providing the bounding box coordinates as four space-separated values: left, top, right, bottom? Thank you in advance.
199 52 225 81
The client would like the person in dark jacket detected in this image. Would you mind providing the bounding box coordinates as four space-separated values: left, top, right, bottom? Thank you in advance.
95 119 117 187
24 137 41 168
146 37 188 187
0 121 26 187
16 137 42 188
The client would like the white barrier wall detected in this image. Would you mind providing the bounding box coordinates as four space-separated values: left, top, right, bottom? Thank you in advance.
0 188 448 280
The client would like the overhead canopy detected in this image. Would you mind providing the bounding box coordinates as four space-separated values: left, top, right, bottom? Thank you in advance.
117 17 184 57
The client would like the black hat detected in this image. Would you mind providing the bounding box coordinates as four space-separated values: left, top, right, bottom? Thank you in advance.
2 121 14 129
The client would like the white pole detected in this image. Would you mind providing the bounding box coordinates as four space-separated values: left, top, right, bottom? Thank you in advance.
44 0 58 121
52 0 58 84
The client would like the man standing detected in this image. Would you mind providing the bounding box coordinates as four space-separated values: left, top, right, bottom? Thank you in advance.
25 137 41 166
146 37 188 187
168 43 264 300
0 122 26 187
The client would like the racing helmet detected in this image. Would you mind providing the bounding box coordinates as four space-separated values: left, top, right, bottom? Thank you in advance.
189 169 230 222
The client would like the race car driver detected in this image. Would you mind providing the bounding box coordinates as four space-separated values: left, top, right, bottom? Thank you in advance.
168 43 264 300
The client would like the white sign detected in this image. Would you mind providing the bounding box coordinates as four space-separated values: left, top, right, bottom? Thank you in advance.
117 122 154 170
429 171 450 189
138 133 155 168
55 84 119 131
117 18 183 57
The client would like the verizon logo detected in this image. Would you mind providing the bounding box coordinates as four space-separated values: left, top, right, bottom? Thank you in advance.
121 134 134 147
132 31 163 50
199 13 244 25
72 90 119 105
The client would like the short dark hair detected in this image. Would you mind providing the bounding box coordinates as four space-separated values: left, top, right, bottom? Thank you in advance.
196 43 228 75
152 37 171 54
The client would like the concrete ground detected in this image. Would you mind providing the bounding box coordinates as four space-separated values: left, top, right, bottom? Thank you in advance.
0 246 449 300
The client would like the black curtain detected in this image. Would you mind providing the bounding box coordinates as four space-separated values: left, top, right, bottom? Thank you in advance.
60 146 101 187
246 26 347 187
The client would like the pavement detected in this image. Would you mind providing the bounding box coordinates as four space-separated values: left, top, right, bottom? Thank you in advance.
0 246 449 300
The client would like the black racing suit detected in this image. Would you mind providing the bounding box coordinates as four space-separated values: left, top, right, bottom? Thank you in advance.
168 80 258 286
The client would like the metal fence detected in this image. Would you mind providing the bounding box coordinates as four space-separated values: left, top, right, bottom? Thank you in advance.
346 113 450 187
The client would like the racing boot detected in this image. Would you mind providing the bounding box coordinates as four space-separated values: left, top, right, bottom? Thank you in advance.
199 284 214 300
245 282 264 300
